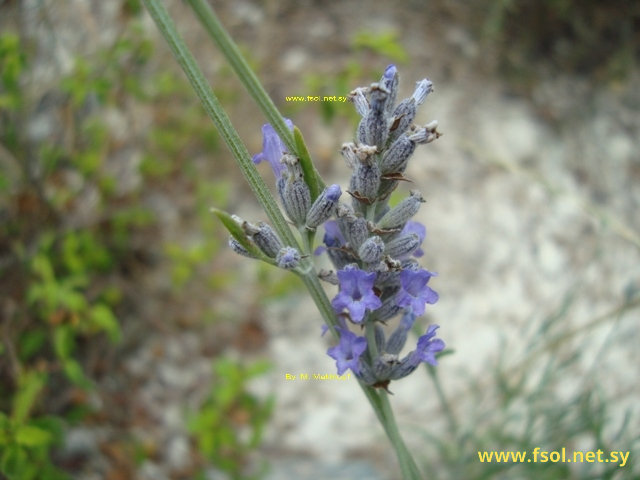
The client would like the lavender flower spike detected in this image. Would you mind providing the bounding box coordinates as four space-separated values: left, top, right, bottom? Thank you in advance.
331 264 382 323
395 268 439 316
327 327 367 375
252 119 294 179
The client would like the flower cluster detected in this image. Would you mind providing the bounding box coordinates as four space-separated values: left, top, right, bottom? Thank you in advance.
228 65 444 390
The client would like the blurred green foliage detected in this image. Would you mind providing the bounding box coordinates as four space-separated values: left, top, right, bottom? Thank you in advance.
0 19 155 476
296 31 409 125
352 30 410 64
418 290 640 479
188 358 274 480
0 3 282 474
165 180 230 289
0 371 68 480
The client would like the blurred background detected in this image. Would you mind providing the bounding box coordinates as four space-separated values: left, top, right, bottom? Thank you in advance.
1 0 639 479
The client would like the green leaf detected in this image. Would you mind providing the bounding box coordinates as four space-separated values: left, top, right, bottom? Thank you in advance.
293 126 325 202
14 425 52 447
211 208 265 260
19 329 47 361
31 417 64 446
13 370 47 424
1 444 28 478
90 304 122 343
245 360 271 378
53 325 75 360
63 359 92 389
29 253 55 283
352 31 409 63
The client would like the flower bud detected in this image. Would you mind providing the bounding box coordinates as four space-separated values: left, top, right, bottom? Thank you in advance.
373 295 403 321
357 362 378 385
340 143 359 168
384 233 420 259
344 143 380 203
388 358 419 381
356 117 369 146
375 269 401 288
408 122 440 145
412 78 433 105
375 203 390 222
276 246 301 270
280 154 311 226
358 236 385 264
327 248 354 270
372 256 403 287
351 162 381 202
318 269 340 285
375 324 386 352
364 83 390 149
342 215 369 252
387 98 417 145
244 221 283 258
372 353 401 379
348 87 370 117
381 64 399 116
228 237 256 259
381 134 417 174
306 184 342 229
377 190 424 230
385 311 416 355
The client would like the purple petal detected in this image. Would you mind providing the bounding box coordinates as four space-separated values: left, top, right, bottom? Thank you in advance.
253 120 294 179
327 327 367 375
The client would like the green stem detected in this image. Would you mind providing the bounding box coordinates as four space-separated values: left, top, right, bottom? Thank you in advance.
360 385 424 479
143 1 424 477
379 390 425 478
298 227 316 257
141 0 298 250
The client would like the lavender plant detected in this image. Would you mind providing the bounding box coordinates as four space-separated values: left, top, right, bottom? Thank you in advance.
248 64 444 392
143 0 444 477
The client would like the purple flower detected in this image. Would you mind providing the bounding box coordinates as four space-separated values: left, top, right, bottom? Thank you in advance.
331 265 382 323
252 119 294 179
400 221 426 257
408 325 445 366
327 327 367 375
323 220 345 246
314 220 346 256
383 64 397 81
395 269 438 316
